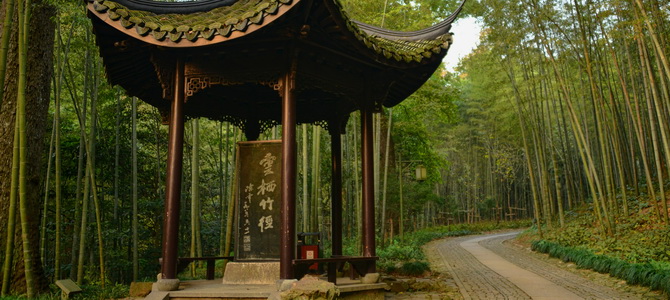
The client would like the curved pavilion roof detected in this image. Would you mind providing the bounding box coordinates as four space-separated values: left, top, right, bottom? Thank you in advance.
87 0 464 131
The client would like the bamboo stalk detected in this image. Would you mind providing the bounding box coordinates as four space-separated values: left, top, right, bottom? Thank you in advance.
380 108 392 244
54 20 62 281
39 111 56 271
1 121 20 296
0 0 15 110
17 0 36 294
132 96 138 281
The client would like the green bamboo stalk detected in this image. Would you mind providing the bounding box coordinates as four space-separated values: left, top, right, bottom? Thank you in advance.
574 0 614 233
352 114 361 249
380 109 392 244
626 42 660 220
502 57 543 238
219 122 230 256
54 20 62 281
114 90 120 224
223 129 240 269
39 114 55 270
310 126 320 232
374 113 381 229
191 120 200 276
76 159 90 285
90 59 105 288
17 0 36 295
132 96 138 281
91 167 105 288
1 120 20 296
71 67 105 287
612 42 639 210
60 33 85 281
76 32 92 286
0 0 15 110
639 37 670 224
302 124 309 232
531 4 610 235
634 0 670 84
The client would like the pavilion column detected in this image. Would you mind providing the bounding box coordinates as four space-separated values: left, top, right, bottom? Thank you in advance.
280 70 297 279
329 119 343 256
161 58 185 281
361 107 376 269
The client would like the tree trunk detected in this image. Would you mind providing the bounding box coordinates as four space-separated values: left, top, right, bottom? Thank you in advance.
0 0 54 294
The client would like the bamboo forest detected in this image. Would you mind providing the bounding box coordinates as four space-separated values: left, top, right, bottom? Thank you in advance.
1 0 670 298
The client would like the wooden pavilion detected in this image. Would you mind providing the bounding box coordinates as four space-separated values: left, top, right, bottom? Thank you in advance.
85 0 465 288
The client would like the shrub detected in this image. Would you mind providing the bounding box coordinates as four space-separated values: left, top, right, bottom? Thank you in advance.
400 261 430 276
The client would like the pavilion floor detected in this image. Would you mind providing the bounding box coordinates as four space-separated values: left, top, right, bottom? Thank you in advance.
144 277 387 300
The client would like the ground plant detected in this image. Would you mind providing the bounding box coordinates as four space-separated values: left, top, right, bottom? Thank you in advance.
532 240 670 295
528 198 670 296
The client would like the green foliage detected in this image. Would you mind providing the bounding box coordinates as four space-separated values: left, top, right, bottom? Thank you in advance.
532 240 670 295
0 283 129 300
79 283 129 300
378 244 427 261
392 70 459 183
400 261 430 276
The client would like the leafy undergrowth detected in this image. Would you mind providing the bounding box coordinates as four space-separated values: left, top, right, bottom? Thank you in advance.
532 240 670 295
0 283 130 300
526 198 670 296
365 219 532 276
536 200 670 264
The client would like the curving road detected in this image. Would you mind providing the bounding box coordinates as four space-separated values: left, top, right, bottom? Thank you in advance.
424 231 652 300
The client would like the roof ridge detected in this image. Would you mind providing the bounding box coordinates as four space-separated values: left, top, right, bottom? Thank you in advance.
112 0 239 14
87 0 293 44
352 0 466 42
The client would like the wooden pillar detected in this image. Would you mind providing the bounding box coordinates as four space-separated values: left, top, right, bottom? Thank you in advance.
161 59 185 279
329 118 343 256
361 107 375 266
280 70 297 279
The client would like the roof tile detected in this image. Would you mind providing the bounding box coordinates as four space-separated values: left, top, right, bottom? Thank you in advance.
87 0 452 63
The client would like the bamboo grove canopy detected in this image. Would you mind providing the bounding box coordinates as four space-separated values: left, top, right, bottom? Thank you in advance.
86 0 464 136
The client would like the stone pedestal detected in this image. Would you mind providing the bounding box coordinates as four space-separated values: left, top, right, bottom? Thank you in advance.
153 278 180 291
222 262 280 284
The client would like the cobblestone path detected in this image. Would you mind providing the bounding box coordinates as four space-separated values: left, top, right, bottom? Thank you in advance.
424 232 645 300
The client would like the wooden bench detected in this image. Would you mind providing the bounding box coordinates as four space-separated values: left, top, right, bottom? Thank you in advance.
293 256 378 283
55 279 82 299
161 256 234 280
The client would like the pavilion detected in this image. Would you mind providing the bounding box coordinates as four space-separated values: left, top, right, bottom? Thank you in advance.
85 0 465 290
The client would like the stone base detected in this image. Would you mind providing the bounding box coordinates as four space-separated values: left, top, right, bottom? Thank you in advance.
153 278 180 291
222 262 280 284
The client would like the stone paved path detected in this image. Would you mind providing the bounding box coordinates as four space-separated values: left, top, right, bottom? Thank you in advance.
424 231 646 300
